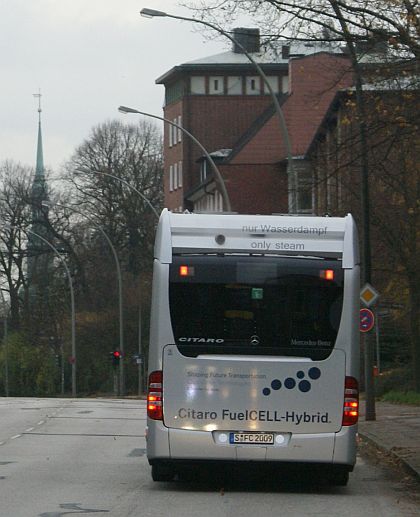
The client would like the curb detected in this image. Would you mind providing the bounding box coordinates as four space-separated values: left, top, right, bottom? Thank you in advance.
358 430 420 482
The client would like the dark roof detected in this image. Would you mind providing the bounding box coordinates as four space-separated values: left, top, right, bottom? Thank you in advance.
156 63 288 85
224 93 289 163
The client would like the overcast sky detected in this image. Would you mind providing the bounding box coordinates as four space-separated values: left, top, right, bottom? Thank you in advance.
0 0 235 172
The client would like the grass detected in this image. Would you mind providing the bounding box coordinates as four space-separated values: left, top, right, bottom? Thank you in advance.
381 390 420 406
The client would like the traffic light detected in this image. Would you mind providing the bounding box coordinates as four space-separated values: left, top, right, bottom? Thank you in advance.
111 350 121 368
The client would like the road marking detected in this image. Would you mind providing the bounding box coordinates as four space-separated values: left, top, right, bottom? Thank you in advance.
25 427 35 432
0 442 5 446
37 420 45 425
23 432 146 437
10 434 21 440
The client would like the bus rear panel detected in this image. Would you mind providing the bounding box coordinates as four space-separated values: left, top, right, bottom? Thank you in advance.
146 210 360 485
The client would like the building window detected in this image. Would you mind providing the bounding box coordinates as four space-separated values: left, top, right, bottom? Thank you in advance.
178 161 183 188
264 76 279 94
282 76 289 93
296 167 313 213
297 186 313 212
200 161 208 182
169 165 173 192
191 76 205 94
214 191 223 212
173 119 178 146
173 162 178 190
209 76 224 94
168 123 173 147
246 76 260 94
177 115 182 143
227 76 242 95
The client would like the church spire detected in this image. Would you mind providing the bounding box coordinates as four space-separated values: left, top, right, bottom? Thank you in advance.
33 90 45 179
27 91 51 288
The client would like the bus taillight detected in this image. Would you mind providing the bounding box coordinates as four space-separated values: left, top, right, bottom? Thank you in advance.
342 376 359 426
148 370 163 420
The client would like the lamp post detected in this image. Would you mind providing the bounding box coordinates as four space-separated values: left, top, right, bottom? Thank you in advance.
74 168 161 220
6 225 77 397
43 201 125 396
0 289 9 397
29 229 76 397
140 8 295 211
118 106 232 212
72 169 160 395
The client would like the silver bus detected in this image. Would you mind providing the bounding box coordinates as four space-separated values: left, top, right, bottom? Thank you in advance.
146 209 360 485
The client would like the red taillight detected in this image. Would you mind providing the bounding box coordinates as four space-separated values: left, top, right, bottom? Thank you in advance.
343 376 359 426
147 370 163 421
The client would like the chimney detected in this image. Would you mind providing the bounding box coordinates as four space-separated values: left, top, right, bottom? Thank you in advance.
232 28 260 54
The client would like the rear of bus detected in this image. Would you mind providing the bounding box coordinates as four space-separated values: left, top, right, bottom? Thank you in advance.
146 210 360 485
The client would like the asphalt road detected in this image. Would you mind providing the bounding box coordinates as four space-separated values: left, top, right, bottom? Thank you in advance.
0 397 418 517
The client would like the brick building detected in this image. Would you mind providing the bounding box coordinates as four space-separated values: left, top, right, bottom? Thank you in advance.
156 29 353 214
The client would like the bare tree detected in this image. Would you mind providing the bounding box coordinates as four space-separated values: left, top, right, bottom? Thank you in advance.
0 161 34 329
64 119 163 275
185 0 420 392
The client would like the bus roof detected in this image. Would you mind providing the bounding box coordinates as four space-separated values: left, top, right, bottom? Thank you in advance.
154 209 359 268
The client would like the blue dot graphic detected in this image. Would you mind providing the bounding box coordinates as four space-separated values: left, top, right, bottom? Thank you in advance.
284 378 296 389
271 379 282 390
263 387 271 396
299 380 311 392
297 371 305 379
308 367 321 380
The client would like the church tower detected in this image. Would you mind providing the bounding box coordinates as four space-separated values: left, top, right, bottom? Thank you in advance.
27 92 52 295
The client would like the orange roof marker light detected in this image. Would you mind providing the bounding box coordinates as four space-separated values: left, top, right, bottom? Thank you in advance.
179 265 195 277
320 269 335 280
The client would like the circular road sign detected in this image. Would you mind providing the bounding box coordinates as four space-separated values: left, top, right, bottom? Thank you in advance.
360 308 375 333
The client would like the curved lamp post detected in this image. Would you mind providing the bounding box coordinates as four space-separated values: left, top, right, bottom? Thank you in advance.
6 225 77 397
0 289 10 396
69 171 160 395
140 8 295 210
43 201 125 396
118 105 232 212
74 168 161 220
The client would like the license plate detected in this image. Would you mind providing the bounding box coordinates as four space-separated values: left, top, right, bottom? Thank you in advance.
229 432 274 445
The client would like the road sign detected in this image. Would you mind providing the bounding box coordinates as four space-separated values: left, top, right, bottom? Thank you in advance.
360 308 375 332
360 283 379 307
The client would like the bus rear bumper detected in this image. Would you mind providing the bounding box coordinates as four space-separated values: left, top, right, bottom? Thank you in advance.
147 423 357 468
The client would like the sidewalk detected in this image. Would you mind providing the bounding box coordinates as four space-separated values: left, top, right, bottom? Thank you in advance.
358 400 420 480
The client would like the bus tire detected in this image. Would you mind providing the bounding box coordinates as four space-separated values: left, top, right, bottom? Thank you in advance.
151 464 175 482
328 468 349 486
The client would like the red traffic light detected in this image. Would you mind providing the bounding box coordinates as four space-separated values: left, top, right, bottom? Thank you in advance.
111 350 122 367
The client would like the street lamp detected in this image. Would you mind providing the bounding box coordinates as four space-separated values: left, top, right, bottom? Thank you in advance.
118 106 232 212
71 170 160 395
74 168 161 220
140 8 295 211
0 289 9 396
6 225 77 397
43 201 125 396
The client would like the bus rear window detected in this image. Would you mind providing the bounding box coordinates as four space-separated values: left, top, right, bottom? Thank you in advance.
169 255 344 359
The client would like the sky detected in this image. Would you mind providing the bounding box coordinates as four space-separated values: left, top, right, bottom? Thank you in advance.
0 0 234 173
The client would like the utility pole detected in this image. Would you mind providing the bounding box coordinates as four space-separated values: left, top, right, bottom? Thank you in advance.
3 314 9 397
